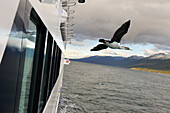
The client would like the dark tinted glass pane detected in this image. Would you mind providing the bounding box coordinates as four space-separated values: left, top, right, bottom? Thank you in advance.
18 20 36 113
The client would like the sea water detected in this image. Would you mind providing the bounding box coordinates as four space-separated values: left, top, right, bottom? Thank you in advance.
60 61 170 113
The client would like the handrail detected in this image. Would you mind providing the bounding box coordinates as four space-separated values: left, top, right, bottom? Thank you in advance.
61 0 77 42
62 1 76 7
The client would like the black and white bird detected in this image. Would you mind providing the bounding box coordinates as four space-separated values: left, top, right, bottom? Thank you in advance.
91 20 131 51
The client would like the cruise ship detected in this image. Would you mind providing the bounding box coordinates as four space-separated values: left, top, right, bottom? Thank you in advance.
0 0 85 113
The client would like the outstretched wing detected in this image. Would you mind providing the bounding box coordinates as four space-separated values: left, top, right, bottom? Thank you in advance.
90 44 108 51
111 20 131 43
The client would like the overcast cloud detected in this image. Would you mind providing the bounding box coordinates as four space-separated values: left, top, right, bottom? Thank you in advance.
73 0 170 47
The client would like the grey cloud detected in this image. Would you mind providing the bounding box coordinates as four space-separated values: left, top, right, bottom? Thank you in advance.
154 44 170 51
70 38 89 47
73 33 97 41
73 0 170 46
133 34 170 46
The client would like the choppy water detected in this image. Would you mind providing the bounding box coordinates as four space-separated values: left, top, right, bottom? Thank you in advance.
60 61 170 113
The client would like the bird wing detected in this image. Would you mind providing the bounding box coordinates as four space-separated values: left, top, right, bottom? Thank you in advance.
90 44 108 51
111 20 131 43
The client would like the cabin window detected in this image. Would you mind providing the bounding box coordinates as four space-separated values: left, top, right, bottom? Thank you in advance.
18 8 62 113
18 19 37 113
39 32 53 112
19 8 47 113
38 33 62 112
27 9 47 113
53 47 61 84
46 42 61 98
48 41 57 96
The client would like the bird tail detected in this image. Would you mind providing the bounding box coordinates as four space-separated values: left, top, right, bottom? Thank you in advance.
99 39 105 42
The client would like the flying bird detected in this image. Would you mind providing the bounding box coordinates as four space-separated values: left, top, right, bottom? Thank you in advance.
90 20 131 51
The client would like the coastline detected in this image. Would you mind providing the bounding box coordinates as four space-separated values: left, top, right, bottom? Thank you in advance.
131 67 170 75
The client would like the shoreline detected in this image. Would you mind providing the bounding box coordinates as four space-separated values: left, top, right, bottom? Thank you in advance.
131 67 170 75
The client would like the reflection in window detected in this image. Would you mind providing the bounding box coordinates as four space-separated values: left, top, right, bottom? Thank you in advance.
39 33 53 112
18 20 36 113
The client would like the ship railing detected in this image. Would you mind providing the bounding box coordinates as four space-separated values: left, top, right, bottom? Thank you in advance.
61 0 76 42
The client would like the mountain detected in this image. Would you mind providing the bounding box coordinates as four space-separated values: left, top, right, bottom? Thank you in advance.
71 56 125 67
148 53 170 59
130 53 170 70
71 53 170 70
71 55 143 67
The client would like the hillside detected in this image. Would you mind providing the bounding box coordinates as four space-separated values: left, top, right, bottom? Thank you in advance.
71 53 170 71
71 56 125 67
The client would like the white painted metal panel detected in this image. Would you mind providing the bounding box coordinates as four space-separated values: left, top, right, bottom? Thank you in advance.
0 0 20 63
28 0 65 53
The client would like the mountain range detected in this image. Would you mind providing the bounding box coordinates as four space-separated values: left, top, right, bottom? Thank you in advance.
71 53 170 71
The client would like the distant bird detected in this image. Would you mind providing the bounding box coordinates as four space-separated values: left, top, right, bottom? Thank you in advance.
91 20 131 51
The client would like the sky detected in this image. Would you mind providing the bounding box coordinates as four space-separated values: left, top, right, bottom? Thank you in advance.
65 0 170 58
